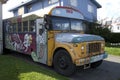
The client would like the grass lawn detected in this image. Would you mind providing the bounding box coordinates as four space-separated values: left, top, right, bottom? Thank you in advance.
105 47 120 56
0 55 68 80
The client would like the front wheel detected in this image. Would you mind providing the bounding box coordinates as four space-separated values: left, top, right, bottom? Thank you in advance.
53 50 76 76
91 60 103 68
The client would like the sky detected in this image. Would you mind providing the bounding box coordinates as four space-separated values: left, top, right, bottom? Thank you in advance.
96 0 120 20
2 0 27 19
2 0 120 20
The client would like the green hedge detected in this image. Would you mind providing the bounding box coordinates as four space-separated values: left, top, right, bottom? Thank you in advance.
88 27 120 43
109 33 120 43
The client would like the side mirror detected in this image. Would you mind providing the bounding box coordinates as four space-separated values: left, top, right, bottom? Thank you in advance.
44 15 50 23
45 22 49 30
44 15 52 30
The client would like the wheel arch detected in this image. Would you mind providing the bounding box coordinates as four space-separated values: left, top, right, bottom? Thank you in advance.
53 47 68 57
52 47 76 76
52 47 74 66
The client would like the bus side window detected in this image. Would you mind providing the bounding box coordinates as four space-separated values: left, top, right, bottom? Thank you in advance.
5 21 8 33
6 21 12 33
18 22 22 32
23 21 28 32
7 21 13 33
13 23 17 33
29 20 35 32
8 25 13 33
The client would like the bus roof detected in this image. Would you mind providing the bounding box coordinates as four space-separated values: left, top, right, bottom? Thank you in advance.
49 6 84 19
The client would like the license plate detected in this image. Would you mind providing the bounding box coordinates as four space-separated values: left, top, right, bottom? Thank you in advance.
90 54 103 63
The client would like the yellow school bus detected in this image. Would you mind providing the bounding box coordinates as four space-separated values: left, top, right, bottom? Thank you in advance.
3 6 108 76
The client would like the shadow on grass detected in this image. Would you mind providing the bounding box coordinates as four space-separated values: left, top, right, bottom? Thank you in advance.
0 52 68 80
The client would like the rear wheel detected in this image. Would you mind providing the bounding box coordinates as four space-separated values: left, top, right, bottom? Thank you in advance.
91 60 103 68
3 48 11 55
0 48 6 55
53 50 76 76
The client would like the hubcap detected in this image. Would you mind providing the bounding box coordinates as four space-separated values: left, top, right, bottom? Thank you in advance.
58 56 68 69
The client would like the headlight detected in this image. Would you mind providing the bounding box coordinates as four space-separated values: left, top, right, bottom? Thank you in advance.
81 46 85 50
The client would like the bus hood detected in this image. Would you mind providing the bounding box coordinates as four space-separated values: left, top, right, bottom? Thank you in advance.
55 33 104 43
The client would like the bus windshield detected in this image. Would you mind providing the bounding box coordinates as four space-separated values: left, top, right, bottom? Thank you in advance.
51 17 85 31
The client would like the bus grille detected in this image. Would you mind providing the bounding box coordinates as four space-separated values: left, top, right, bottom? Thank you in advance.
88 43 101 53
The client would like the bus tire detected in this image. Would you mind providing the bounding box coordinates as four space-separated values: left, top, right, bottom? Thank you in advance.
91 60 103 68
0 52 3 55
3 48 12 55
53 49 76 76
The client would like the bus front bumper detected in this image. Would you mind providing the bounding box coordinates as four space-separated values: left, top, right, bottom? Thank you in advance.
75 52 108 66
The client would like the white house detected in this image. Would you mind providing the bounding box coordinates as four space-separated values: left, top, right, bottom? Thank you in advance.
99 17 120 33
111 22 120 33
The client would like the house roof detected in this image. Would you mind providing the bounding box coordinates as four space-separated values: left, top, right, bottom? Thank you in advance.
9 0 102 12
9 0 38 12
91 0 102 8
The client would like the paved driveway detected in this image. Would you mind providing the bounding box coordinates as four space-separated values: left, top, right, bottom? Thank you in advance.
70 55 120 80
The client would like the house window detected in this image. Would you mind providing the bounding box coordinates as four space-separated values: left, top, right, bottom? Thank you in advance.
48 0 58 4
18 7 24 15
27 5 32 12
70 0 77 7
88 4 94 13
118 26 120 30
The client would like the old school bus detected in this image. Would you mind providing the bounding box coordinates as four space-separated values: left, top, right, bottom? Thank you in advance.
3 6 108 76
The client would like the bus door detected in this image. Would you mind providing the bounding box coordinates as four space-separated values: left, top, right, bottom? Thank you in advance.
36 19 47 64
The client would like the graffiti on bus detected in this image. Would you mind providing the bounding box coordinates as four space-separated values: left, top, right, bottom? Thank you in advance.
5 33 36 54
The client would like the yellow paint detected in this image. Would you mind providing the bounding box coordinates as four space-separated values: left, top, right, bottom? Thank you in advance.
47 31 79 66
47 30 105 66
47 31 55 66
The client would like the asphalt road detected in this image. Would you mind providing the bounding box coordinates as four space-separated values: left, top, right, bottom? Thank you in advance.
70 55 120 80
9 53 120 80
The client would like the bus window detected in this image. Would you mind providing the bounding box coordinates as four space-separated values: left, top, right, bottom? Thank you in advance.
5 20 12 33
12 23 17 32
18 22 22 32
52 19 70 30
71 20 84 31
9 25 13 33
23 21 28 32
29 20 35 32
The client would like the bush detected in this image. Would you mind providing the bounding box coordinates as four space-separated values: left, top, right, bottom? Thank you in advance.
109 33 120 43
87 26 120 43
88 27 110 42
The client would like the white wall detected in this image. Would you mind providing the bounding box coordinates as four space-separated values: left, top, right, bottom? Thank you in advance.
111 23 120 33
0 2 3 54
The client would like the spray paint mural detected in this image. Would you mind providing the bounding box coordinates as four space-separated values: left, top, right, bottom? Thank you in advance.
5 33 36 54
4 18 47 64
